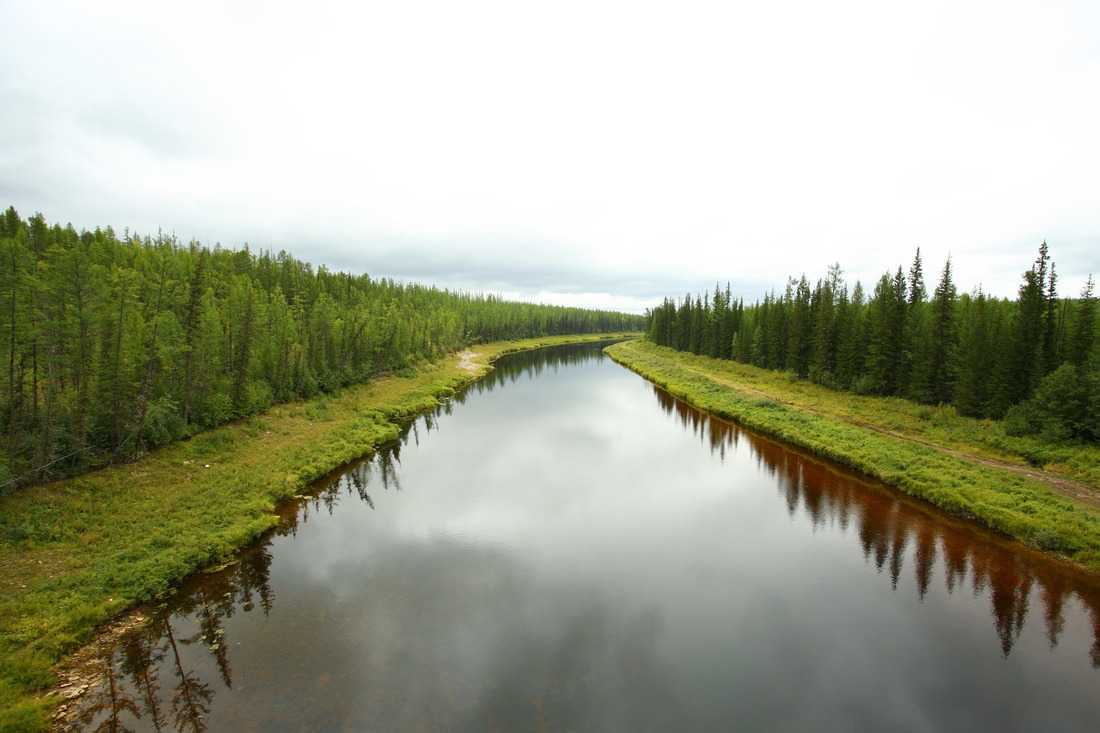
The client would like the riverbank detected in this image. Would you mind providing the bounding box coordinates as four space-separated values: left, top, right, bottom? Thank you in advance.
0 334 633 731
605 340 1100 574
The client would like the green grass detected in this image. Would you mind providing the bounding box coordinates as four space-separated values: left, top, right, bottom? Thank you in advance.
606 340 1100 572
0 333 636 731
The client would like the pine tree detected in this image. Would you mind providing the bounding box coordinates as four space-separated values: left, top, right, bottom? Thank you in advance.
954 289 990 417
1066 276 1096 368
836 280 866 389
1042 247 1060 373
919 257 957 404
1012 243 1051 405
865 269 908 395
903 249 927 397
809 264 843 386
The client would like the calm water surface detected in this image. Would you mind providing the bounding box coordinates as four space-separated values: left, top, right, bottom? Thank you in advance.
76 343 1100 731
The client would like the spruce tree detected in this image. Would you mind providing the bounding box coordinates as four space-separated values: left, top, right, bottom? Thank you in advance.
786 276 812 377
1066 276 1096 368
865 269 907 395
919 257 957 404
1013 243 1051 404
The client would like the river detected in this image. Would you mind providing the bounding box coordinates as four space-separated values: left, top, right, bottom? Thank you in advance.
72 342 1100 731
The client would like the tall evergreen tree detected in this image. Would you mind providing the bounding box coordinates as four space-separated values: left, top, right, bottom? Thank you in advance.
1012 243 1053 404
902 249 927 397
786 276 812 377
865 268 908 395
808 263 844 386
918 257 957 404
1066 276 1096 368
1043 259 1060 372
835 280 866 389
954 289 990 417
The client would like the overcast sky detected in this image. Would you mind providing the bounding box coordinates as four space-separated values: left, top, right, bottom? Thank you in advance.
2 0 1098 312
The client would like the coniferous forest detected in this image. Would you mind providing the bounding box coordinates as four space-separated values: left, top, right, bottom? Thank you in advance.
0 208 644 491
646 245 1099 443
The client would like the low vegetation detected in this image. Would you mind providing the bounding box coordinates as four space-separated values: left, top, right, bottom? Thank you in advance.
0 334 630 732
606 340 1100 570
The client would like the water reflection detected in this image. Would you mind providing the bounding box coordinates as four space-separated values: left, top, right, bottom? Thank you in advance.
73 542 274 731
70 343 1100 731
651 383 1100 664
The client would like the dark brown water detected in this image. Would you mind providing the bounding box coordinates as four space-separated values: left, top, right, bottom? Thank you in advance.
74 343 1100 731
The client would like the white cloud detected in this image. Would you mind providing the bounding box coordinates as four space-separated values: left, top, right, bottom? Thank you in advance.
2 0 1098 311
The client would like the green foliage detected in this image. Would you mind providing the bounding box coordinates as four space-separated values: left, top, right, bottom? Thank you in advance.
1004 364 1099 442
644 243 1098 442
189 427 236 455
0 207 645 491
143 395 185 448
0 701 51 733
1031 528 1063 552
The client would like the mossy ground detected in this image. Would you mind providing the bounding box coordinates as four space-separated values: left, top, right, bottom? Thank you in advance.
0 334 632 732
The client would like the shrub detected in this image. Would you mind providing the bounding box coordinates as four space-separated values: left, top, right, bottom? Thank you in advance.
1003 403 1038 437
1006 364 1099 442
1031 528 1063 552
198 392 234 428
190 428 235 454
144 396 185 448
850 374 874 396
246 379 274 413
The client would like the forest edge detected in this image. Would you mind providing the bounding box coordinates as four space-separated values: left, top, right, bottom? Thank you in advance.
6 334 1099 730
0 334 632 732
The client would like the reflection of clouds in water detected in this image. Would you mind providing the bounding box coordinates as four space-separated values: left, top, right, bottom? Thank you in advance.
233 534 685 731
73 343 1100 732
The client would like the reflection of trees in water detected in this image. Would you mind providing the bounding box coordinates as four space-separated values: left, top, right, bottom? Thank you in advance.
650 383 1100 665
72 544 275 730
463 340 618 396
72 656 141 732
120 633 166 732
164 618 212 733
290 342 617 528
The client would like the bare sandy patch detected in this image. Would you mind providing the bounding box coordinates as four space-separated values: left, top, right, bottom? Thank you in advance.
456 350 484 373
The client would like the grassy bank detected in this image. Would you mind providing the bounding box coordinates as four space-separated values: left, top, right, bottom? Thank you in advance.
606 340 1100 573
0 334 632 731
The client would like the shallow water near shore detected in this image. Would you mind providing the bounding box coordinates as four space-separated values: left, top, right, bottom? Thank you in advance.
71 342 1100 731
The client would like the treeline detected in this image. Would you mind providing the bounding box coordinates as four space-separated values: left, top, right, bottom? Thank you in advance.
0 207 644 490
647 244 1099 442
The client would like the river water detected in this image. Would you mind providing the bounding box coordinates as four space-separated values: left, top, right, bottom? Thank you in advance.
73 342 1100 731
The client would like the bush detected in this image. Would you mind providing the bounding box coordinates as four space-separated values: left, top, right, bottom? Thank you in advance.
809 366 840 391
850 374 874 396
931 404 959 425
190 428 235 454
144 396 185 448
1031 528 1063 552
1006 364 1099 442
246 379 274 413
1003 403 1038 437
198 392 234 428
